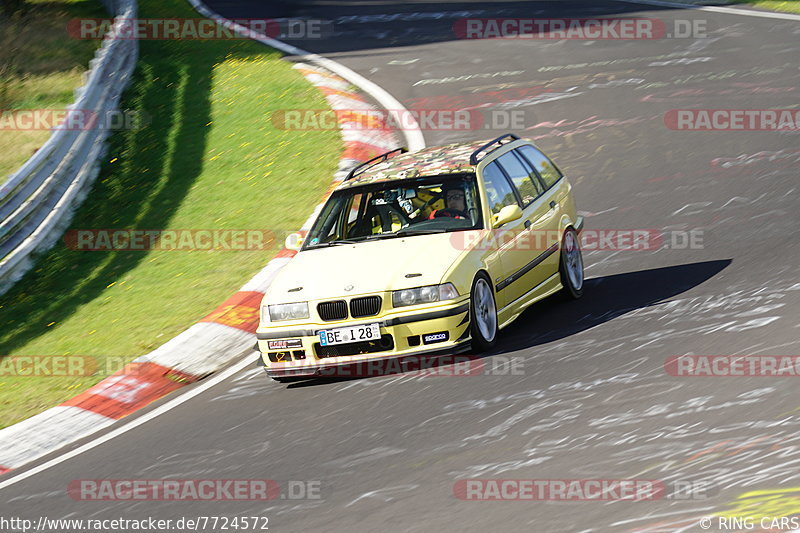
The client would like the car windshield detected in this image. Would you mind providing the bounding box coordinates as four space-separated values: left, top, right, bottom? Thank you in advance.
303 173 482 249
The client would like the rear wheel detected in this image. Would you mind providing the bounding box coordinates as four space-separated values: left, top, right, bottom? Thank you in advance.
559 227 584 299
470 273 498 352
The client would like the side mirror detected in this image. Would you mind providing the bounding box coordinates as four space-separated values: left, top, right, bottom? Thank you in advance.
285 232 305 251
493 204 523 228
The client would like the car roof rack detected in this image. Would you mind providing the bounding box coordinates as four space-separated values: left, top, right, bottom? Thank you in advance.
344 147 408 181
469 133 520 165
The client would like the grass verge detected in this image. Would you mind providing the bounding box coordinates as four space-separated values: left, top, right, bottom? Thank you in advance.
0 0 341 428
733 1 800 13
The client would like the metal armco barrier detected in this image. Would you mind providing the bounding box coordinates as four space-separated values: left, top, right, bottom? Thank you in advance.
0 0 138 296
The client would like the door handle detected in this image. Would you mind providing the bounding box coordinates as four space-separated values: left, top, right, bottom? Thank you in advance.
524 220 531 229
549 201 557 209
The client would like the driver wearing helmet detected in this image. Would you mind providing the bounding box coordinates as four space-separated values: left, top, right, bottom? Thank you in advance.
430 183 469 219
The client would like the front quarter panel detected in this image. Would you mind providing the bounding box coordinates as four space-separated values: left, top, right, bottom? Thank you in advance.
557 177 580 235
441 228 505 297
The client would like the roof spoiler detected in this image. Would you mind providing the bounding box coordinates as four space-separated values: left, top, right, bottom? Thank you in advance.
469 133 520 165
344 147 408 181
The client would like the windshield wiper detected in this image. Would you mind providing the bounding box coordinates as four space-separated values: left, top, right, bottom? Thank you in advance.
309 235 392 247
309 239 359 247
394 228 449 237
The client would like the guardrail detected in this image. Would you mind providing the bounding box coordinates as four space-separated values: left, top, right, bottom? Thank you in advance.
0 0 138 296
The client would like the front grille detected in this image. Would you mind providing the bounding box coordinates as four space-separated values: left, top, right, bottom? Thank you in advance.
317 300 348 321
349 296 382 318
315 334 394 358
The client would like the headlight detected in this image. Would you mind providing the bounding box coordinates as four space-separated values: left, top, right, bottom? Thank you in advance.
266 302 309 322
392 283 459 308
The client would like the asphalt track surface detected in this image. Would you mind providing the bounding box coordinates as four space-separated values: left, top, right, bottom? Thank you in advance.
2 1 799 531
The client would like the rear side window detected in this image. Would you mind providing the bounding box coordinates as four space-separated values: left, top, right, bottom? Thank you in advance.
495 151 544 207
481 162 518 215
518 145 563 189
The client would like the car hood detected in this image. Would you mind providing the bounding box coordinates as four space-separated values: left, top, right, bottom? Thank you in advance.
266 232 472 302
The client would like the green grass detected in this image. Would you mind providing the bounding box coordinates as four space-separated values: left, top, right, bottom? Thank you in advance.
0 0 106 177
0 0 341 427
733 0 800 13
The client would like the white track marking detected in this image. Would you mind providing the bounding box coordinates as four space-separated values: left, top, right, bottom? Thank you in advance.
618 0 800 21
4 0 794 489
188 0 426 151
0 0 424 487
0 352 255 491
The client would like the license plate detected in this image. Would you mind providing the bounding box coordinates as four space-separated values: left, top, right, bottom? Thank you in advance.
319 323 380 346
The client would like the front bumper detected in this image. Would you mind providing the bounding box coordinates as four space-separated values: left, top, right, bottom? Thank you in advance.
256 299 471 377
258 342 473 378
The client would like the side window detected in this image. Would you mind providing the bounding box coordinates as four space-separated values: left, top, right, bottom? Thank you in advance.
518 145 563 189
481 162 518 215
496 152 544 207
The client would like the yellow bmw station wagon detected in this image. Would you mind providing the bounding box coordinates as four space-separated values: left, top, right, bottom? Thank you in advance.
257 134 584 381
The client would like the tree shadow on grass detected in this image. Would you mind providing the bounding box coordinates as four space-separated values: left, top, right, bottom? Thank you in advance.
0 38 257 355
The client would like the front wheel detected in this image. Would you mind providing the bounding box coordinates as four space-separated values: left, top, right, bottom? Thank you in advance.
470 273 498 352
559 227 584 299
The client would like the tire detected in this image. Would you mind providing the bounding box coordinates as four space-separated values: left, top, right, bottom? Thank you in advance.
559 227 584 299
470 272 498 352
